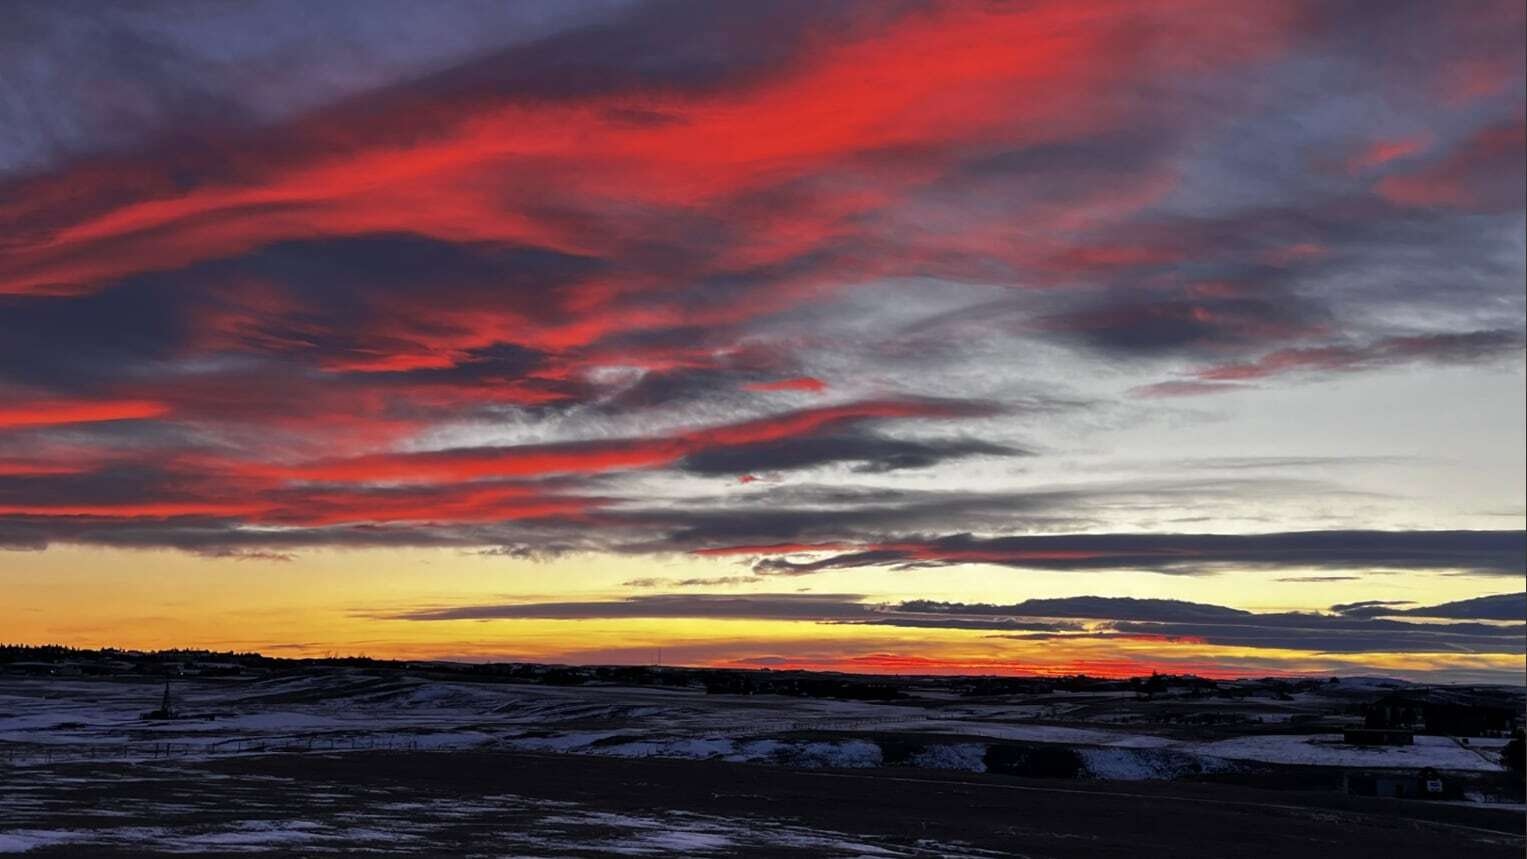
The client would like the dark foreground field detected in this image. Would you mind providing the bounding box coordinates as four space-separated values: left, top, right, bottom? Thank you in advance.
3 750 1522 857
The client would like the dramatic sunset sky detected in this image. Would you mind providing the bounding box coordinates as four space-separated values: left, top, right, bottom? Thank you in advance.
1 1 1523 682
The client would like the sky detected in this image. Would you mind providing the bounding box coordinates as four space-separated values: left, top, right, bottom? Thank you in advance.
0 0 1523 683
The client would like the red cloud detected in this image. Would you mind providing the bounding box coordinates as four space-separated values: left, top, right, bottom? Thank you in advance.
0 398 169 429
256 484 601 526
0 0 1301 311
0 477 599 526
4 0 1517 574
0 459 90 476
1376 119 1525 211
0 2 1314 508
249 398 991 484
1346 136 1430 174
0 500 272 519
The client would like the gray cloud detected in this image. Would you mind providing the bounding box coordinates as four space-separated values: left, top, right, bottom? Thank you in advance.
889 596 1525 654
1275 575 1363 583
753 530 1527 577
679 433 1024 476
376 593 879 622
1397 592 1524 621
0 0 637 176
368 590 1526 657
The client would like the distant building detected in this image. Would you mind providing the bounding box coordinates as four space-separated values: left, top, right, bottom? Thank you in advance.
1363 691 1521 737
1343 768 1447 799
1342 727 1414 746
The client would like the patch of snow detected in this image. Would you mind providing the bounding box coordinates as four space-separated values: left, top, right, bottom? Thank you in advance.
726 739 786 762
1194 734 1504 771
777 740 884 769
1077 748 1232 781
909 744 987 772
399 729 495 750
1078 748 1168 781
916 720 1175 748
180 819 328 847
598 737 737 760
501 730 622 752
636 830 735 851
1457 736 1511 749
0 829 85 853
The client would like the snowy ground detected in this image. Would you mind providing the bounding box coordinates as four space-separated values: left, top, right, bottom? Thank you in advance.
0 756 997 857
1196 733 1506 770
2 745 1520 858
2 673 1522 856
0 672 1510 778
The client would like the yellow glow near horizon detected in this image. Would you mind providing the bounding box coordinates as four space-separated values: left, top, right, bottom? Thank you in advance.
2 545 1519 681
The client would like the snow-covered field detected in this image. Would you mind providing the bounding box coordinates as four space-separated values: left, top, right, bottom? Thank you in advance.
2 672 1522 856
1196 734 1505 770
0 672 1511 778
0 757 998 857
